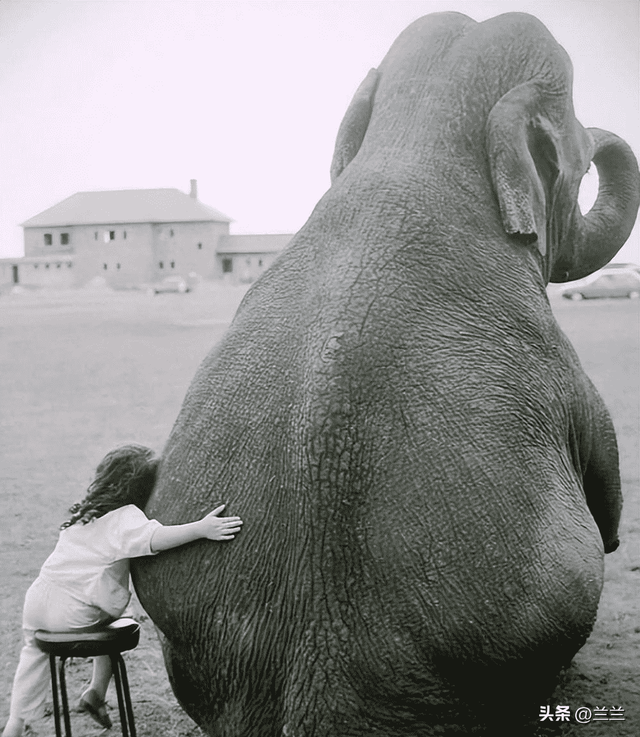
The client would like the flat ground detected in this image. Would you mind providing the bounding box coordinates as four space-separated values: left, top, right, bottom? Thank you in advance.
0 283 637 736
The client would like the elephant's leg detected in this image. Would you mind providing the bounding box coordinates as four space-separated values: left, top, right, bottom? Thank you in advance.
158 628 286 737
155 631 219 733
279 643 498 735
574 383 622 553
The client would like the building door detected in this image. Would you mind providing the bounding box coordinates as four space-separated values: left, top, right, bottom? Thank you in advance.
12 264 19 284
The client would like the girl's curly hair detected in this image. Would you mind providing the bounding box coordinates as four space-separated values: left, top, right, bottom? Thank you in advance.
61 444 159 529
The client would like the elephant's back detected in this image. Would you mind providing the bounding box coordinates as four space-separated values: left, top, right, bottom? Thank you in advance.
143 241 602 674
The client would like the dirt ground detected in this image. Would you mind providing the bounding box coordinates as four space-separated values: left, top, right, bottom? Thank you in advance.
0 283 637 736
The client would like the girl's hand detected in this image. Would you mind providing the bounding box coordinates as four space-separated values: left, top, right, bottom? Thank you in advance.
150 505 243 552
198 504 243 541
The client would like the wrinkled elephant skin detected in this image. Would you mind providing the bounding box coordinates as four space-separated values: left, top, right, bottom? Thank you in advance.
133 12 640 736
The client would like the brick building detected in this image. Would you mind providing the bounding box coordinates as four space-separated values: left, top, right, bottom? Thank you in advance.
1 181 292 288
216 233 293 282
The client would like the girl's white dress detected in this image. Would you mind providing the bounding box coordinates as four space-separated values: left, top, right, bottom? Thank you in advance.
8 504 161 722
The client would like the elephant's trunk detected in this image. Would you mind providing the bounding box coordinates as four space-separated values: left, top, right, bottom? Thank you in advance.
551 128 640 283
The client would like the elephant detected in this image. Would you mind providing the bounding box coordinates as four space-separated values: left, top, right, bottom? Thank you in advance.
133 11 640 736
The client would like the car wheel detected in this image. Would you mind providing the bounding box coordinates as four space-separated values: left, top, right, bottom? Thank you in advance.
570 292 583 301
628 291 640 300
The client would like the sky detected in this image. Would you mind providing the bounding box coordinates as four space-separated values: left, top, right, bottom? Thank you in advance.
0 0 638 262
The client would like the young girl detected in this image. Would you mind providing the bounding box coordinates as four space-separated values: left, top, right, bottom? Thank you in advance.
2 444 242 737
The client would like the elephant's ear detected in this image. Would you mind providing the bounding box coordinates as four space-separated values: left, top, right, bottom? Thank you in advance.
486 82 560 257
330 68 380 183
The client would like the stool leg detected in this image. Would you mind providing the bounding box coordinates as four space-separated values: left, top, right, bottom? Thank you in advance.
49 653 63 737
111 654 136 737
58 656 73 737
117 654 137 737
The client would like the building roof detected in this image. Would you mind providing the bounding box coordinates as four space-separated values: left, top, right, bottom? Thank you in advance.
217 233 293 254
22 188 231 227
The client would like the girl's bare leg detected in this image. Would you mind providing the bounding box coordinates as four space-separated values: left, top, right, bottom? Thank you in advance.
1 716 25 737
87 655 112 701
79 655 113 728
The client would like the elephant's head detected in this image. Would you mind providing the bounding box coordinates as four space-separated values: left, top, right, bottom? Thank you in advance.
485 80 640 283
330 12 640 284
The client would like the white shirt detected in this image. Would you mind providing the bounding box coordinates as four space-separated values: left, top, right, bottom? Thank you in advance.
38 504 162 617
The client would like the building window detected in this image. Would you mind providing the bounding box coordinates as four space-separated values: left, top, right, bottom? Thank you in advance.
159 261 164 269
222 257 233 273
60 233 69 245
34 264 38 269
258 259 263 267
45 263 50 269
94 232 98 240
123 231 127 240
103 263 108 270
67 262 72 268
56 263 61 269
44 233 52 245
109 231 115 240
170 261 175 269
197 242 202 250
170 229 174 237
117 263 121 270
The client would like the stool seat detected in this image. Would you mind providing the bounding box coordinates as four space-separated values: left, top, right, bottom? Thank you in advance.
35 618 139 737
35 618 140 658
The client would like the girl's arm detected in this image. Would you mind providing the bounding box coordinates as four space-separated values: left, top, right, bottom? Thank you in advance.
150 505 242 553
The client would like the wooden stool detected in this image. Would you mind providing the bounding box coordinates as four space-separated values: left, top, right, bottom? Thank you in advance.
34 618 140 737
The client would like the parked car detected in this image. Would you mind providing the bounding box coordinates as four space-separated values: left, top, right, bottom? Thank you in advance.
559 267 640 301
151 276 190 294
596 262 640 274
